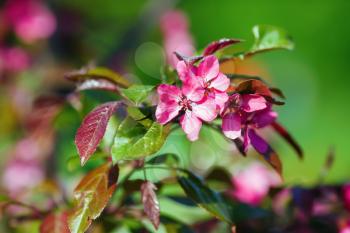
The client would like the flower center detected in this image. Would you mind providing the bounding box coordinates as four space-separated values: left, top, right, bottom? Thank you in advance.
179 95 192 111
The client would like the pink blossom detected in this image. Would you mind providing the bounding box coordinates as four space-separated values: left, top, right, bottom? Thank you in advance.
229 163 282 205
177 55 230 112
160 10 194 68
343 184 350 211
156 83 217 141
4 0 56 43
2 159 44 196
340 220 350 233
221 93 277 153
0 47 30 73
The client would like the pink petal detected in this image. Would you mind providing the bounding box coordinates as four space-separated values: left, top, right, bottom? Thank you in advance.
182 78 205 102
156 103 181 124
157 84 181 103
243 127 250 153
191 97 217 122
241 94 267 112
214 91 229 113
209 73 230 91
180 111 202 141
248 129 269 154
253 108 278 128
176 60 190 82
222 112 241 139
197 55 219 82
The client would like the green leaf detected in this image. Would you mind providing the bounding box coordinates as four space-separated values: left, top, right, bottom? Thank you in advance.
68 163 119 233
111 118 170 163
177 171 232 223
248 25 294 56
127 106 153 128
65 67 131 88
121 85 154 105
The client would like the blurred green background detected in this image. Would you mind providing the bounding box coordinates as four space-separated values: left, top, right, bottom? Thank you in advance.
34 0 350 184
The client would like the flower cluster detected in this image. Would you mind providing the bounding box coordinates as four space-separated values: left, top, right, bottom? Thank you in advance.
156 53 280 157
156 55 230 141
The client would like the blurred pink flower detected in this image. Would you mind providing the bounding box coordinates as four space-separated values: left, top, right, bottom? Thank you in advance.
340 220 350 233
160 10 194 68
229 163 281 205
177 55 230 112
343 184 350 211
156 83 217 141
4 0 56 43
0 46 30 73
2 159 44 196
221 93 278 153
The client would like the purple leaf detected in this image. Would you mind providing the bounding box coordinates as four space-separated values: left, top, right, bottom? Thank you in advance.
203 38 242 56
75 101 123 165
174 52 203 64
271 122 303 159
141 181 160 230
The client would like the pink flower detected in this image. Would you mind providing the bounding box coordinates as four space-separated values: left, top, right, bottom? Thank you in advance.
229 163 281 205
177 55 230 112
0 47 30 73
156 83 217 141
2 159 44 196
221 93 277 153
343 184 350 211
340 220 350 233
4 0 56 43
160 10 195 68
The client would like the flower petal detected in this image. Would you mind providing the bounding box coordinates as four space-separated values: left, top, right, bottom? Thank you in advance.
180 111 202 141
157 84 181 103
253 108 278 128
209 73 230 91
197 55 219 82
176 60 189 82
192 97 217 122
156 103 181 124
182 78 205 102
248 129 269 154
241 94 267 112
222 112 241 139
214 91 229 113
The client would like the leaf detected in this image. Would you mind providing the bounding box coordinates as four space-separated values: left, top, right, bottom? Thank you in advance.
127 106 153 128
40 212 70 233
141 181 160 230
177 170 232 223
203 38 242 56
75 101 124 166
247 25 294 56
236 79 272 97
271 122 303 159
65 67 131 88
76 79 119 92
68 163 119 233
121 85 155 105
174 52 203 65
111 117 170 163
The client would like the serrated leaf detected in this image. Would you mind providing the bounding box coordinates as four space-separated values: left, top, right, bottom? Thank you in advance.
177 171 232 223
40 212 70 233
111 118 170 163
247 25 294 56
76 79 119 92
68 163 119 233
121 85 155 105
65 67 131 88
141 181 160 230
75 101 123 166
203 38 242 56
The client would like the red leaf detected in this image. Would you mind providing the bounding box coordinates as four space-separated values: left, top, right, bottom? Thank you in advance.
40 212 70 233
75 101 123 165
271 122 303 159
203 38 242 56
141 181 160 230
